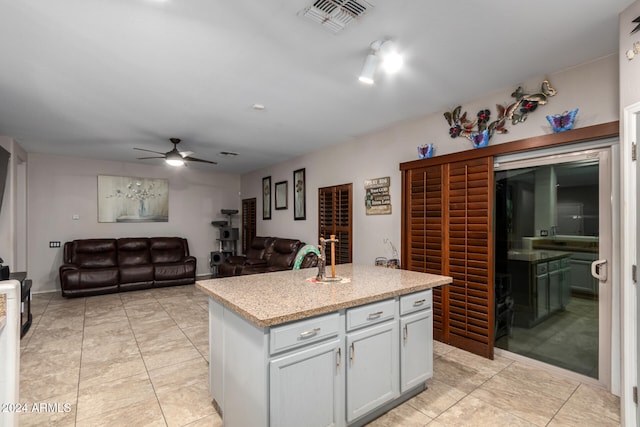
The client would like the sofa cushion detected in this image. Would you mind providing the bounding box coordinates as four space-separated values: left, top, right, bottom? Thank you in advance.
154 262 195 281
117 238 151 266
246 236 274 261
70 239 117 268
150 237 188 263
267 239 303 270
60 267 119 290
119 264 154 284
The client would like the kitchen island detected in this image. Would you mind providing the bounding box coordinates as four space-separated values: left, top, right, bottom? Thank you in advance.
507 249 573 327
196 263 452 427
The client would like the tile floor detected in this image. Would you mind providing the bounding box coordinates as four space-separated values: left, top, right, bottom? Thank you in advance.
18 285 620 426
496 296 599 378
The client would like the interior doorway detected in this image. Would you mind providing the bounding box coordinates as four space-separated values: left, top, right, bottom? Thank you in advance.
493 147 612 386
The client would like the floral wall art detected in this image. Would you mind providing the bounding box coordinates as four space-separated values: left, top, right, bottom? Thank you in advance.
444 79 557 148
98 175 169 223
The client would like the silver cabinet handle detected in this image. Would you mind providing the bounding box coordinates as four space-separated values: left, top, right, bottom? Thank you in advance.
403 324 408 343
299 327 320 338
413 299 426 306
350 342 355 363
336 348 341 368
367 311 383 320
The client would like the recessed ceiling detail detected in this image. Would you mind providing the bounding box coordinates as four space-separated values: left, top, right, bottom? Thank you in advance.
300 0 374 33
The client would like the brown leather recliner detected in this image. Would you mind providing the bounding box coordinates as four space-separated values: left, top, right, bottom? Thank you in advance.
60 237 196 297
218 236 317 277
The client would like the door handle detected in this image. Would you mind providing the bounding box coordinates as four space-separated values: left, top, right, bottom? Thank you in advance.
591 259 607 282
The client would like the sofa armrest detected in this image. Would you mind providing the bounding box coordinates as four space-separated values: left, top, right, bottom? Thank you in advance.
59 264 79 275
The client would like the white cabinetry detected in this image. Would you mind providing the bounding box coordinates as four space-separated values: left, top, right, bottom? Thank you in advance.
399 290 433 392
270 338 343 427
209 289 434 427
269 312 343 427
570 251 598 296
345 299 399 422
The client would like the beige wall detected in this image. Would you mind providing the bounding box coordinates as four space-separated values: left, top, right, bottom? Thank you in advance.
241 55 619 264
27 153 241 293
620 2 640 109
0 137 27 271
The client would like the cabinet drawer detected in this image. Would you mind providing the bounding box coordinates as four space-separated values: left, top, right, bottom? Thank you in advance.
346 299 395 332
536 262 548 275
399 290 432 316
270 312 340 355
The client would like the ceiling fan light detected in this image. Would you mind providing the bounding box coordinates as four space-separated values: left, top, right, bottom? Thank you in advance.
166 158 185 166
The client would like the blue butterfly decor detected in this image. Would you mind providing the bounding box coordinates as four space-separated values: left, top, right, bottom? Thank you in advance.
417 143 434 159
546 108 578 133
470 129 489 149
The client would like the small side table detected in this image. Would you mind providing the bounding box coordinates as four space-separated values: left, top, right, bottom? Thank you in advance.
9 272 31 338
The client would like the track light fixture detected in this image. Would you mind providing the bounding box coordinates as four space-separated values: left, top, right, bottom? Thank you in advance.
358 39 403 84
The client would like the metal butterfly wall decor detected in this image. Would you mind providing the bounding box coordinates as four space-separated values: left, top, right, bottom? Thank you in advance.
546 108 579 133
443 80 557 148
417 143 434 159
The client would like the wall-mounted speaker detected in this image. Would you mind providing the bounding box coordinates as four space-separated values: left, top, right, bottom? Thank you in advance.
210 251 225 267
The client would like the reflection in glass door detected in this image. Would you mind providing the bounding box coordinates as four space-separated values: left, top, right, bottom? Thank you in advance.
493 148 611 383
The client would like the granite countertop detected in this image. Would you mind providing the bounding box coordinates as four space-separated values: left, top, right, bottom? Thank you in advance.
0 294 6 330
528 237 599 253
196 263 452 328
508 249 573 263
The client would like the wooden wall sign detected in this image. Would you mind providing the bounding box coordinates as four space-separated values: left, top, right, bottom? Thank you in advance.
364 176 391 215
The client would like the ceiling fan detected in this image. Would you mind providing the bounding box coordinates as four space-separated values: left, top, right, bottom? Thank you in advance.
134 138 217 166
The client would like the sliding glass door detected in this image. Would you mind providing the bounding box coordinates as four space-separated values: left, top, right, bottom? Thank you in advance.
493 147 612 385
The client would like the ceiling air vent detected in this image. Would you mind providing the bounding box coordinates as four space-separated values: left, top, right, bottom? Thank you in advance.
300 0 374 34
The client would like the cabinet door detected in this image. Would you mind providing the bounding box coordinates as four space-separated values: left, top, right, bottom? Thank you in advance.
346 321 399 422
400 310 433 392
549 269 563 312
270 339 343 427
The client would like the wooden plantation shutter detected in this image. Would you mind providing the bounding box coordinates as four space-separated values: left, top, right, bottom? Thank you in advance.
401 156 494 359
318 183 352 263
446 157 494 358
241 198 257 255
400 122 619 360
403 165 447 341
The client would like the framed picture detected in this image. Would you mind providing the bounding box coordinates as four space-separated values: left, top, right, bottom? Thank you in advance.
262 176 271 220
98 175 169 223
293 168 306 220
275 181 288 210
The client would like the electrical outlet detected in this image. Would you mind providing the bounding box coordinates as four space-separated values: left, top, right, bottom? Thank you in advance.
540 230 548 237
49 241 61 248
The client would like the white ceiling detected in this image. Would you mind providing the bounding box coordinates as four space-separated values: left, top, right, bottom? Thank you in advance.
0 0 633 173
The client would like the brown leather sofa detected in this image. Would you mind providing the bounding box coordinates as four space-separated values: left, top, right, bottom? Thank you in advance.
60 237 196 297
218 236 317 277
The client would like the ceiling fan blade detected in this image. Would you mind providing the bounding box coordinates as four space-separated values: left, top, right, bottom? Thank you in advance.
136 156 165 160
179 151 194 158
184 156 218 165
134 147 165 155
